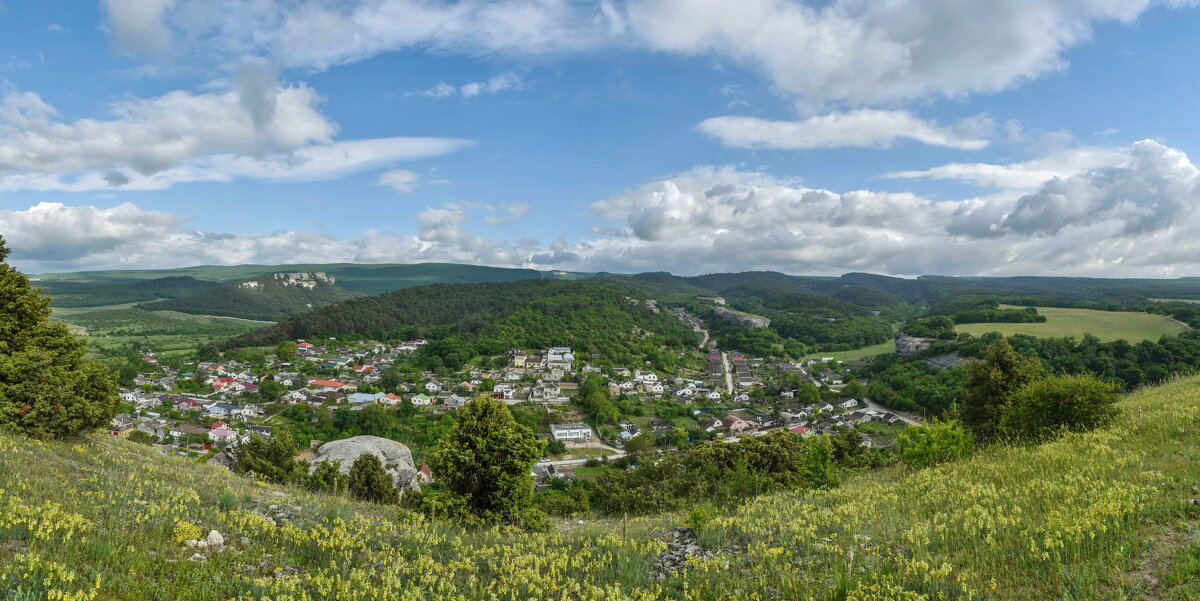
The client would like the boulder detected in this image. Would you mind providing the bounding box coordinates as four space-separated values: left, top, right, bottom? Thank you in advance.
308 435 420 491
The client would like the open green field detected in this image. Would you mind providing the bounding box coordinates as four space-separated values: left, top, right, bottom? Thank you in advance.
956 305 1189 342
805 338 896 361
51 307 272 358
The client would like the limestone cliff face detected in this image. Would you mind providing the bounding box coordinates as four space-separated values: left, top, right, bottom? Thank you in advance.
713 306 771 328
894 334 936 357
308 435 420 491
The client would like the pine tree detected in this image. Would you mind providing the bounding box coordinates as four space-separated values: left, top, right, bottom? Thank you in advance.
0 236 119 439
961 339 1044 440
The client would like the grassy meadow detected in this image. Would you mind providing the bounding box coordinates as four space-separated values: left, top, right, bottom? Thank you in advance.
50 307 272 359
804 338 897 362
5 375 1200 600
956 305 1189 342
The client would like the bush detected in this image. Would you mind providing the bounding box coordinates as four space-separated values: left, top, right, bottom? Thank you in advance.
1001 373 1121 441
896 419 974 468
347 453 399 504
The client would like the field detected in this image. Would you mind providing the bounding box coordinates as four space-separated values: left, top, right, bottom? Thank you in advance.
51 307 272 358
804 338 896 361
5 375 1200 600
956 305 1189 342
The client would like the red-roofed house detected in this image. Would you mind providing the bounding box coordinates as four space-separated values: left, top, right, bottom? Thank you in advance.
309 379 349 391
790 425 815 438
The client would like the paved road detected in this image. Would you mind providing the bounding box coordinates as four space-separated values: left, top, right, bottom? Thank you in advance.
864 398 923 426
721 351 733 394
536 451 627 468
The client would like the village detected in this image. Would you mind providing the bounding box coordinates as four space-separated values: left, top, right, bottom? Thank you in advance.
111 333 920 483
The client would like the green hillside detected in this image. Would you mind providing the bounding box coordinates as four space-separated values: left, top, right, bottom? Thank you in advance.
137 273 365 321
32 263 584 296
229 279 700 370
35 275 220 308
5 375 1200 600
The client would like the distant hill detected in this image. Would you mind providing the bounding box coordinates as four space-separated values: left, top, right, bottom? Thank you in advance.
228 278 699 370
35 275 221 308
138 272 365 321
32 262 592 295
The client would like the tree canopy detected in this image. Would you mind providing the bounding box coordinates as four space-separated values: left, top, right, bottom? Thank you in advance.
0 236 119 439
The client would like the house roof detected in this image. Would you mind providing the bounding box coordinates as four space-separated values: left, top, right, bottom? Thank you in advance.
309 379 345 388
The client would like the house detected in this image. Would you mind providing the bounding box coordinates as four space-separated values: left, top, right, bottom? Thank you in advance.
646 382 665 395
137 418 169 440
208 427 238 445
789 425 815 437
732 392 751 403
309 379 349 391
411 393 433 406
345 392 377 405
510 351 528 368
675 387 695 398
109 414 136 437
612 367 632 378
283 390 309 404
444 394 469 410
721 415 752 434
206 402 237 418
618 423 641 440
379 393 404 406
174 398 204 412
620 380 637 391
703 417 725 432
650 420 676 435
634 370 658 383
837 399 859 410
549 422 593 442
706 390 723 401
170 424 211 439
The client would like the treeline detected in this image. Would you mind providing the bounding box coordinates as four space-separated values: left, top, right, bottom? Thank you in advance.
230 279 699 371
41 276 219 308
952 306 1045 324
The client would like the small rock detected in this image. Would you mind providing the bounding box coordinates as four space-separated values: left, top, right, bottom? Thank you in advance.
183 539 200 548
205 530 225 549
240 536 250 546
1190 498 1200 505
188 553 207 562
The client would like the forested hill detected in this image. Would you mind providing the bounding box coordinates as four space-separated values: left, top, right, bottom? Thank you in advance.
36 275 220 308
138 273 364 321
228 279 700 370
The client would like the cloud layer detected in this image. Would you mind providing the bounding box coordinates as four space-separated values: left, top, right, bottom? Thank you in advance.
698 110 991 150
7 140 1199 277
0 67 472 192
107 0 1194 106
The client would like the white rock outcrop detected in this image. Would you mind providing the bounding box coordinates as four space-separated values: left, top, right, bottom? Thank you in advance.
307 435 420 491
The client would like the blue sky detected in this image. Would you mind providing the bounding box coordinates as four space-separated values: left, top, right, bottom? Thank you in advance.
1 1 1199 277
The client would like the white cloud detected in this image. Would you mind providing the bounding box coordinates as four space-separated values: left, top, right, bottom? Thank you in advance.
698 110 991 150
483 202 532 224
378 169 420 192
102 0 178 57
110 1 1195 107
885 146 1130 188
410 73 525 98
9 141 1200 278
0 69 472 192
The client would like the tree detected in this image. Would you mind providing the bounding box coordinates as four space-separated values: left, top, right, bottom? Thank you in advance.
801 435 839 489
0 237 119 440
276 341 298 361
1001 373 1121 441
306 459 347 493
428 395 542 525
347 453 400 504
127 430 157 445
961 340 1044 440
258 379 283 402
896 419 974 468
232 430 302 483
624 433 657 459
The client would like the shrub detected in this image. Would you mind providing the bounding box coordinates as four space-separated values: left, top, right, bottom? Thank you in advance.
896 419 974 468
347 453 400 504
172 521 202 543
1001 373 1121 441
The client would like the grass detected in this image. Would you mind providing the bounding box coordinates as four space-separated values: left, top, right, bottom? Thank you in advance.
956 305 1189 342
5 375 1200 599
804 338 896 361
50 307 272 358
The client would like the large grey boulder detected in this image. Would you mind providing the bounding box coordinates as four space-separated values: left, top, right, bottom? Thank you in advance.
308 435 420 491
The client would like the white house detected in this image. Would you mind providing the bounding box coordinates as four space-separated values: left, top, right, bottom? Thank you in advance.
646 382 665 395
550 422 593 442
838 399 859 410
425 381 442 393
634 370 658 383
411 394 433 406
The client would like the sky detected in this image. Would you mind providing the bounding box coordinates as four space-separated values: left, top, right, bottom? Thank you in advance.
1 1 1200 277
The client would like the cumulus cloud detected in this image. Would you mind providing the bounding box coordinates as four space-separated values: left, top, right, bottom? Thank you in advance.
8 140 1200 277
886 146 1130 188
409 73 525 98
483 202 532 224
699 110 991 150
102 0 177 57
124 0 1195 106
0 71 472 192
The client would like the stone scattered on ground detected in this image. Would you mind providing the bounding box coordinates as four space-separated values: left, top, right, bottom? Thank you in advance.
653 527 703 579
